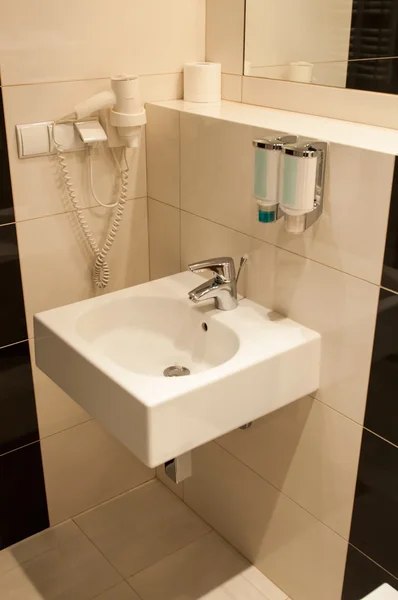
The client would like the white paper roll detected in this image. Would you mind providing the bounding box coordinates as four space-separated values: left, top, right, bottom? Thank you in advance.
288 61 314 84
184 62 221 103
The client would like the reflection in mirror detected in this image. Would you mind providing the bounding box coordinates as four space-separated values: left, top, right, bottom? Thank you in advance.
244 0 398 94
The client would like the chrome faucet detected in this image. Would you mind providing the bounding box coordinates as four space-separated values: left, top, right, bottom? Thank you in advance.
188 256 245 311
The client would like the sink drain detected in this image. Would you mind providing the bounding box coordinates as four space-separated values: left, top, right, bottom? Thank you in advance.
163 365 191 377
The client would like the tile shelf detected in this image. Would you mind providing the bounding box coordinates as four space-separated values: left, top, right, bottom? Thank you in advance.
150 99 398 155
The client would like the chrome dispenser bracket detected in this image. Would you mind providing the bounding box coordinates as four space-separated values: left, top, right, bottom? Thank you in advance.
281 141 328 233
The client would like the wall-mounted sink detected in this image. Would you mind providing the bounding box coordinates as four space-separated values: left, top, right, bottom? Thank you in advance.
34 272 321 467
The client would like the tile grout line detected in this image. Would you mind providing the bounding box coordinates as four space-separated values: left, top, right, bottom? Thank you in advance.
348 541 398 584
181 492 289 600
147 196 382 289
0 337 29 351
212 439 353 547
70 478 157 525
73 483 215 592
128 528 215 581
73 518 129 584
13 195 147 227
0 72 183 88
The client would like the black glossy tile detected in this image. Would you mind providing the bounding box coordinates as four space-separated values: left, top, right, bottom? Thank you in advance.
0 442 49 549
0 89 14 226
349 429 398 579
0 223 27 347
346 58 398 94
0 341 38 456
382 159 398 292
348 0 398 61
365 289 398 446
342 545 398 600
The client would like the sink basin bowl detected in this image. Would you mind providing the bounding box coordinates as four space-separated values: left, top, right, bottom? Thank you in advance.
76 296 239 376
34 272 321 467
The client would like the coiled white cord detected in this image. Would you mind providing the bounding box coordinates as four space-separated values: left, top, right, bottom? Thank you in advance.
53 121 129 289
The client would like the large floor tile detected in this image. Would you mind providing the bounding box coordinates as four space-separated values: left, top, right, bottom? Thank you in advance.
41 420 154 525
3 81 146 222
75 479 211 577
94 583 141 600
29 339 90 439
17 197 149 337
146 105 180 207
0 1 205 85
130 531 280 600
218 396 362 539
0 520 121 600
148 199 181 280
184 442 348 600
180 111 394 283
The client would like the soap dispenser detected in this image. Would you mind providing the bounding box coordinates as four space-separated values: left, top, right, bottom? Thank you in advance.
279 141 327 233
252 135 297 223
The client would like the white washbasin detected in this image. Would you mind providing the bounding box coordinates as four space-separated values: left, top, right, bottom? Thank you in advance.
34 272 321 467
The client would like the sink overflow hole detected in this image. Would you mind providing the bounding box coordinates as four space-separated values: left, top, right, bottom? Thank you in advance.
164 365 191 377
202 322 208 332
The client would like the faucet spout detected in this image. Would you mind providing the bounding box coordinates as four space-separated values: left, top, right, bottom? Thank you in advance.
187 256 239 311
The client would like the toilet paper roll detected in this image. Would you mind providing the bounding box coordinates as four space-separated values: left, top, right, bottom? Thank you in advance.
184 62 221 103
288 61 314 83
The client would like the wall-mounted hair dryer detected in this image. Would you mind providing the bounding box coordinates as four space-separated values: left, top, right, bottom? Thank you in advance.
73 74 147 147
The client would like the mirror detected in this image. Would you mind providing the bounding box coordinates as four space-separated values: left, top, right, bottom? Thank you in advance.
244 0 398 94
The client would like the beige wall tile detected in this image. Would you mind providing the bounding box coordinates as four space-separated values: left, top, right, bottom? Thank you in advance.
156 465 184 499
268 245 379 424
0 1 205 85
130 531 271 600
218 396 362 538
221 74 243 102
242 76 398 129
29 339 91 439
149 200 181 280
206 0 245 75
276 145 394 285
17 197 149 337
181 214 378 424
180 111 394 284
146 105 180 207
75 480 210 577
184 443 348 600
3 81 146 222
141 73 183 103
42 420 154 525
0 520 121 599
180 113 258 234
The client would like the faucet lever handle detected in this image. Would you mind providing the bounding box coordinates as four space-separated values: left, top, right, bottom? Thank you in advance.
188 256 236 282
